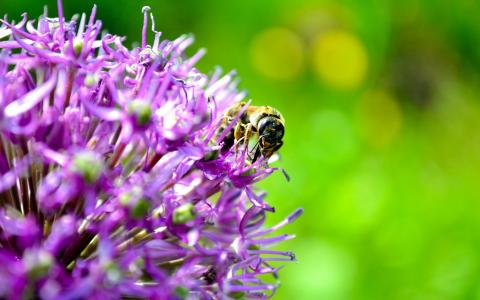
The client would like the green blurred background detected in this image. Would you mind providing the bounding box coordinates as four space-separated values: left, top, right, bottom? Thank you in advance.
3 0 480 299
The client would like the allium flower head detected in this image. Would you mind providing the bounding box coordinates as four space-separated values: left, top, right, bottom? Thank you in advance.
0 2 302 299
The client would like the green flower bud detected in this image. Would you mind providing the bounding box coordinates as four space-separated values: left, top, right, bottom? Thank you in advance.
172 203 195 224
247 244 261 250
24 249 54 280
240 167 257 177
128 99 152 126
71 151 104 183
174 286 189 299
203 150 219 161
131 198 151 219
63 39 84 56
84 74 99 87
119 187 151 219
104 261 122 283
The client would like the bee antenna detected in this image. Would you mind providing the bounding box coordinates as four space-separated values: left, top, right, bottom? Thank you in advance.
281 168 290 182
227 136 248 156
250 135 268 162
252 146 261 163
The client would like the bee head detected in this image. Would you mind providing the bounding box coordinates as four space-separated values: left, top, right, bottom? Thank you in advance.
258 116 284 146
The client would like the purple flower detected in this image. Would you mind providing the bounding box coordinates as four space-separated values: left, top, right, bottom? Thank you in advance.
0 2 302 299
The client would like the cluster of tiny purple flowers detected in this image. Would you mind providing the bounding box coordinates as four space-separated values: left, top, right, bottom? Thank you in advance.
0 2 302 299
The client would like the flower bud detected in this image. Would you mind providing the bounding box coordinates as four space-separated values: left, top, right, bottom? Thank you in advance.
24 249 54 280
63 39 84 56
128 99 152 126
119 188 151 219
71 151 104 183
172 203 195 224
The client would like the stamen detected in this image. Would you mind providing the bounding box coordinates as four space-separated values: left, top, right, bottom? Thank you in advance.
141 6 151 49
249 208 303 238
77 13 86 38
56 0 64 47
249 234 296 246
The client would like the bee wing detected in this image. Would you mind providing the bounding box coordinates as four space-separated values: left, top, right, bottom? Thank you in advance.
267 152 281 164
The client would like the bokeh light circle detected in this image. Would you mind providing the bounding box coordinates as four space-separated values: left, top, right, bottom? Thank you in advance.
250 27 305 80
312 29 368 89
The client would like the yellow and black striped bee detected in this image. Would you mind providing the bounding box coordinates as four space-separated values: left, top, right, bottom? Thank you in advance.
217 101 285 162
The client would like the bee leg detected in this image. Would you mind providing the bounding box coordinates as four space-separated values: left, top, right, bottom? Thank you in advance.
216 116 234 153
233 122 246 159
252 145 261 163
242 123 255 161
249 134 265 162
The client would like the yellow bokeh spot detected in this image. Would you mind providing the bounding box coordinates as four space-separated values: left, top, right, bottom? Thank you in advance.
250 27 305 80
312 30 368 89
356 90 403 148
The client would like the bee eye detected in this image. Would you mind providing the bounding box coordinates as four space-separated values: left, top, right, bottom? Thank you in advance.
258 117 284 142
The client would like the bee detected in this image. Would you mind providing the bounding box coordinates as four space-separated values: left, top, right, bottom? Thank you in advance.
217 101 285 162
